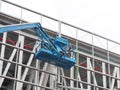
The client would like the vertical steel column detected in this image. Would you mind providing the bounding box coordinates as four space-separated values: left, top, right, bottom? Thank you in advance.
70 26 76 89
75 29 79 79
70 67 74 88
117 68 120 89
0 32 7 88
57 68 61 90
102 62 107 89
87 57 91 90
106 40 111 88
16 35 25 90
34 42 41 90
34 60 40 90
57 21 61 90
91 35 97 90
75 29 83 89
13 8 23 88
13 38 20 90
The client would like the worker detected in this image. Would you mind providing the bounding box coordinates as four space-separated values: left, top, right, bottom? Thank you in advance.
67 45 74 58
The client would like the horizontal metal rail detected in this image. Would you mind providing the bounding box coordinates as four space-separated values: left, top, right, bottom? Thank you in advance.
58 75 109 90
1 0 120 47
0 74 54 90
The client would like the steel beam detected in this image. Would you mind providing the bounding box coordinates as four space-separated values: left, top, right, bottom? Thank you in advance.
19 45 36 89
77 72 83 89
0 40 21 87
102 62 107 89
110 67 120 90
16 35 24 90
0 32 7 87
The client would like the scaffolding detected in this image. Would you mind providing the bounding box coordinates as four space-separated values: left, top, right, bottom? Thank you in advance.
0 0 120 90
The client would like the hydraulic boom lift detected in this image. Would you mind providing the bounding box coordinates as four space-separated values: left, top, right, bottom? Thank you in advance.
0 23 76 69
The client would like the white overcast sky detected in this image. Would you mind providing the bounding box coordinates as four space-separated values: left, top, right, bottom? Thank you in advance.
3 0 120 43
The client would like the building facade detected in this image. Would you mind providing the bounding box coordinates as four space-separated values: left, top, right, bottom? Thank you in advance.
0 0 120 90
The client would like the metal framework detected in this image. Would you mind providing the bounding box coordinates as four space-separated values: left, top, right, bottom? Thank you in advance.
0 23 76 69
0 0 120 90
